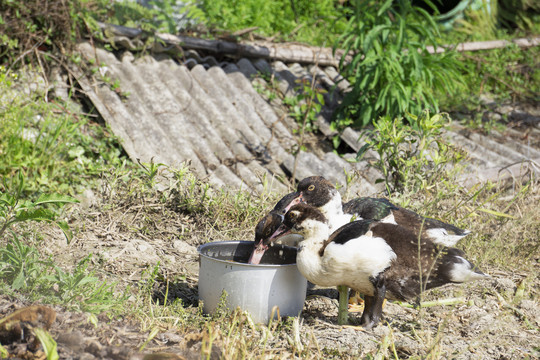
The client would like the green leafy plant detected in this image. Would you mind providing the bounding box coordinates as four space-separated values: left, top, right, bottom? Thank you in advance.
283 79 326 134
33 328 59 360
0 343 7 358
138 158 168 188
358 111 465 194
44 255 123 312
0 173 78 242
0 235 41 290
0 239 123 312
334 0 464 127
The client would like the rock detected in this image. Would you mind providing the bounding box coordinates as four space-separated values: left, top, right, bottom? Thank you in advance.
172 240 197 255
57 330 85 351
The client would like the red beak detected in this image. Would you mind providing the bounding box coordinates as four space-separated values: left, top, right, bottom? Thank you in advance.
248 240 268 265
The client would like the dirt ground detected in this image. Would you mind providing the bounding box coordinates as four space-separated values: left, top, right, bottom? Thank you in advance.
1 179 539 360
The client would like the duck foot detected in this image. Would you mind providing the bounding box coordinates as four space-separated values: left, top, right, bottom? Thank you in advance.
359 278 387 330
348 290 364 312
348 303 365 313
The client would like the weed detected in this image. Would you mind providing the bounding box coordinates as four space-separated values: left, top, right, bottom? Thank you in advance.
33 328 59 360
139 262 162 297
0 172 78 242
138 158 168 188
358 111 465 194
0 237 123 313
284 79 325 134
0 235 41 290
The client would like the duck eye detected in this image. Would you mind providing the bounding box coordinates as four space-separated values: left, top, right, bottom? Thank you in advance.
308 185 315 191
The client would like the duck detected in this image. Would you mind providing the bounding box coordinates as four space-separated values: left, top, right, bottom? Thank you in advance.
295 176 471 247
248 192 303 264
249 176 472 319
268 203 488 329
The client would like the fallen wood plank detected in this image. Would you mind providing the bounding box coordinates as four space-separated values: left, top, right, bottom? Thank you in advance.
97 22 540 67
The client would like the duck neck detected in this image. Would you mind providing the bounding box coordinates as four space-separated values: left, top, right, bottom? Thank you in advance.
319 190 352 231
296 220 331 258
296 220 331 284
319 189 343 218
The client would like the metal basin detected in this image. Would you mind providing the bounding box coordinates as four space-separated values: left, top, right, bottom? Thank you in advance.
197 241 307 324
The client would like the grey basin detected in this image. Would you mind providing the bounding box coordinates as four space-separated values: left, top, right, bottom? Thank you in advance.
197 241 307 324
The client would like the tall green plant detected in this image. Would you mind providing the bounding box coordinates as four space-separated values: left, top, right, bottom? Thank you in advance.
334 0 464 127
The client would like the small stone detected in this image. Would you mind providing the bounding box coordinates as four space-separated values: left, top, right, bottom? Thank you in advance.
159 332 184 344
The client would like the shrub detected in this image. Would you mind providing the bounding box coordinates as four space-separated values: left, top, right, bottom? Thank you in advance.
358 111 465 194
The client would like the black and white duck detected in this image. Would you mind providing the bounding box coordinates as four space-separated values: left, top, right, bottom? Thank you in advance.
268 203 487 329
248 192 303 264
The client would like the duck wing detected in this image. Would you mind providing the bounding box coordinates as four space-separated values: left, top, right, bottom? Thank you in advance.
318 219 375 257
342 198 398 221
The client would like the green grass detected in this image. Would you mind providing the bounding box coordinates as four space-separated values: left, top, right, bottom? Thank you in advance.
198 0 346 45
0 236 125 313
0 67 127 198
440 45 540 116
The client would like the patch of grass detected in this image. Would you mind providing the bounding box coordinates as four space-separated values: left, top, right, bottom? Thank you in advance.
0 67 128 198
439 44 540 125
198 0 345 45
0 236 124 313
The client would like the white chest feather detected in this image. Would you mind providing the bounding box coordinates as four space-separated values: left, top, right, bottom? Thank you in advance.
296 233 396 296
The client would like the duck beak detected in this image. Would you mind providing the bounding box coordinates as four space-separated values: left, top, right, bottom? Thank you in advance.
283 193 303 211
248 240 268 265
268 223 292 242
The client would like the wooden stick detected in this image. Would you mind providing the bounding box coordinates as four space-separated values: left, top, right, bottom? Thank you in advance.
396 297 468 308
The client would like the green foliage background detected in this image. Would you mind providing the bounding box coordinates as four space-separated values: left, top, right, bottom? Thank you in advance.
198 0 346 45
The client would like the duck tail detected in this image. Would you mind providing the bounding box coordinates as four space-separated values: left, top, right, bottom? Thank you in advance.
447 255 489 283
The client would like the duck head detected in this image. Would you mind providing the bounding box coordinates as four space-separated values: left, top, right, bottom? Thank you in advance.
248 212 284 264
293 176 337 208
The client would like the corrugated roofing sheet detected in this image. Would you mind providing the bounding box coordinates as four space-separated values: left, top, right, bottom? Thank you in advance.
74 41 539 195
